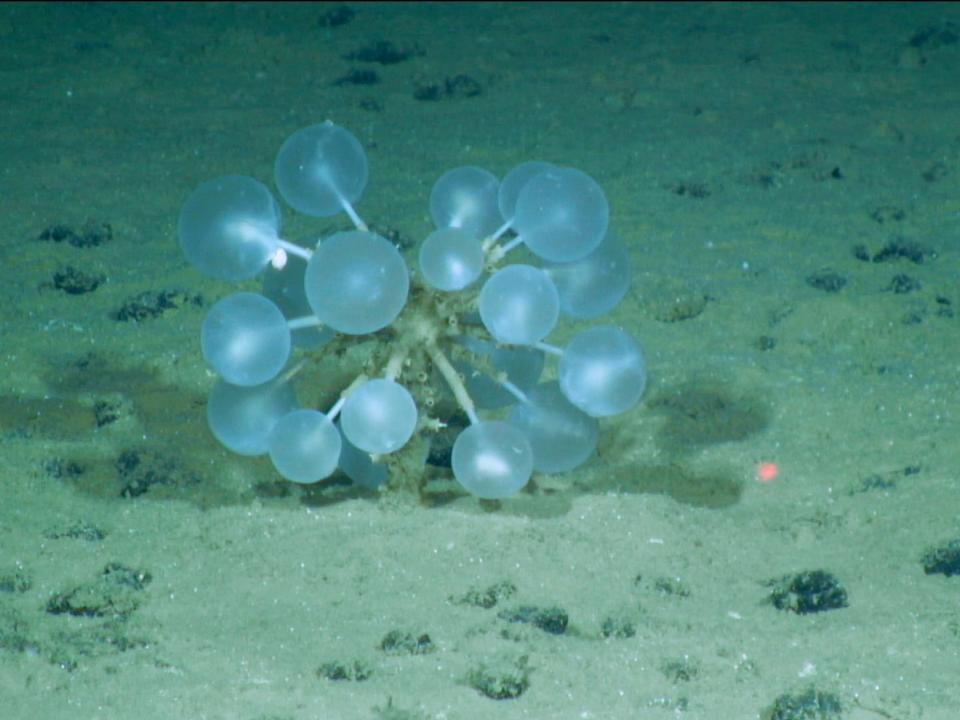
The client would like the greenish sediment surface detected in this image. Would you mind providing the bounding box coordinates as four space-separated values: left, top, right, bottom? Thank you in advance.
1 3 958 718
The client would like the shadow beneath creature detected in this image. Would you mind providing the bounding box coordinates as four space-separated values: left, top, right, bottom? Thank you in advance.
490 379 771 519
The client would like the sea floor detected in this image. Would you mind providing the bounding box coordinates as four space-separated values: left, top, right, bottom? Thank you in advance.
1 3 958 719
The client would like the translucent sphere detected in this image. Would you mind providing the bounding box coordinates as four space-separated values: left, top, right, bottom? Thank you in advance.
429 166 502 238
261 250 336 349
304 231 409 334
559 326 646 417
337 421 389 489
479 264 559 345
268 409 341 484
201 292 291 386
419 227 484 291
452 421 533 499
178 175 281 281
513 167 608 262
207 376 298 456
497 161 555 221
455 342 545 409
544 230 631 319
491 345 544 391
509 382 598 473
341 379 417 455
275 122 368 217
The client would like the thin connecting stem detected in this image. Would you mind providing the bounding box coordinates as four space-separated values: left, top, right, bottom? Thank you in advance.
337 191 369 233
326 396 346 423
327 373 369 423
277 359 306 384
534 341 563 357
481 216 522 266
287 315 323 331
275 238 312 261
384 346 410 381
426 339 478 426
498 377 529 405
488 217 514 244
483 234 523 266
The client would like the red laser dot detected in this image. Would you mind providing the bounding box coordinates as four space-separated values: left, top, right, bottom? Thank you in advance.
757 462 779 483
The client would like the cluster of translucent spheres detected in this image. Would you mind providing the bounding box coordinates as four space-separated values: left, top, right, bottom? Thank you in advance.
177 121 646 499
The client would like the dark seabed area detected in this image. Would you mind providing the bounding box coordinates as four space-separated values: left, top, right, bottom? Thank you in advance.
1 3 959 719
